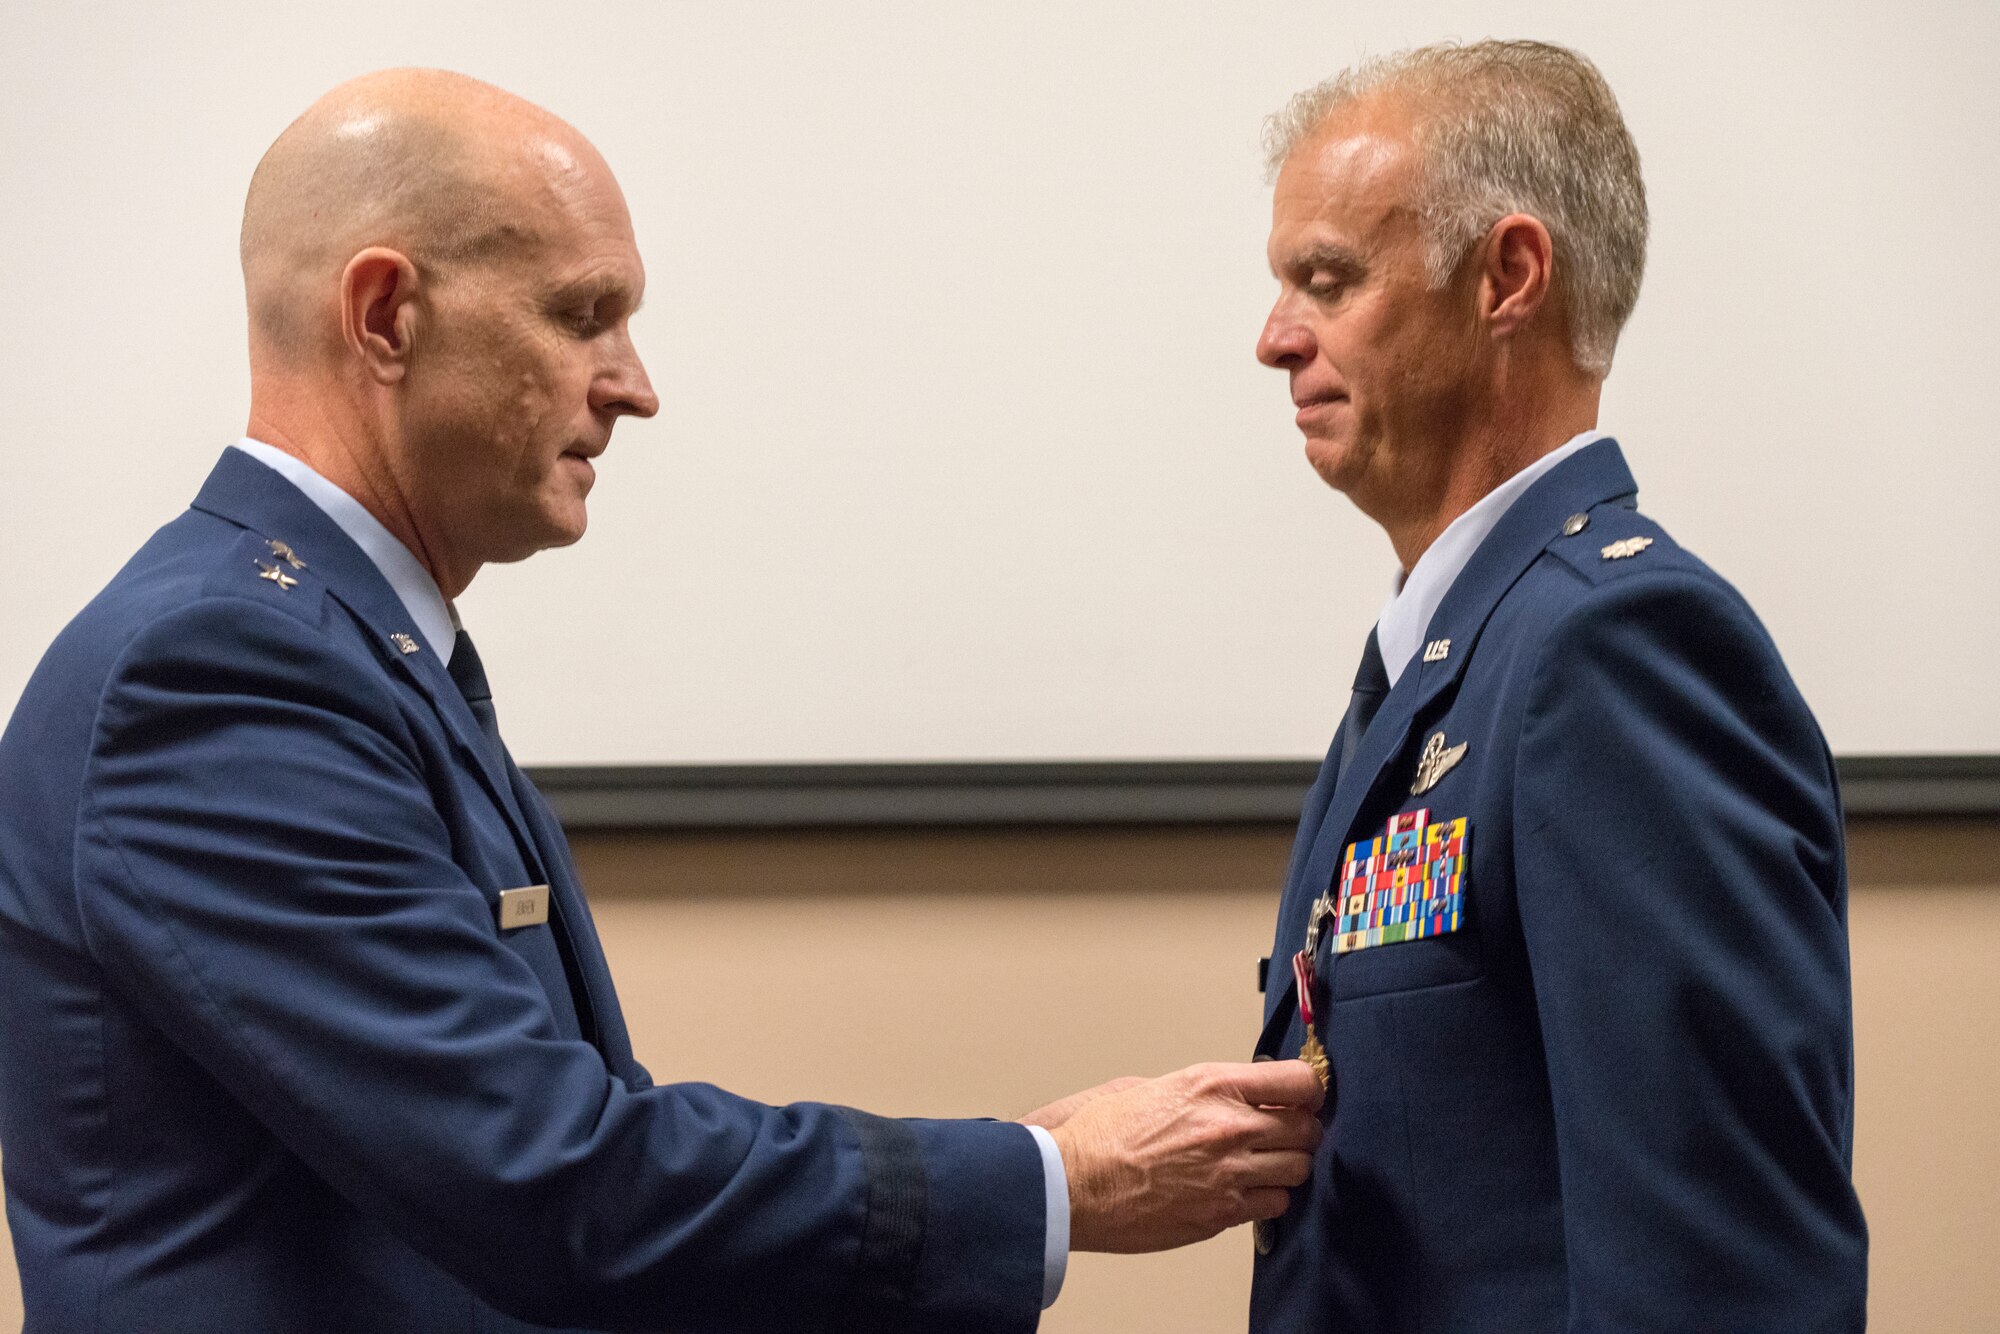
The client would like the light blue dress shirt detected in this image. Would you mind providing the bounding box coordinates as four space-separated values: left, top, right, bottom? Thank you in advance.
1375 428 1608 687
228 439 1072 1307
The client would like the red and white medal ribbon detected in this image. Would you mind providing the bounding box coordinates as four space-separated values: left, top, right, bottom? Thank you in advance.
1292 948 1316 1029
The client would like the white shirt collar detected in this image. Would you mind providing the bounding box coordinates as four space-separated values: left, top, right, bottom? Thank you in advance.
1376 428 1608 687
231 439 457 663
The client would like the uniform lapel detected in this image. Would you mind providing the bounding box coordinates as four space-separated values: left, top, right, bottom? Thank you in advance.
1265 664 1429 1026
1399 439 1639 719
1264 439 1641 1027
505 761 629 1068
190 450 548 884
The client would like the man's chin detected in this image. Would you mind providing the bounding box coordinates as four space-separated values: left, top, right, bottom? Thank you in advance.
487 513 587 565
538 517 588 553
537 493 591 547
1303 437 1364 495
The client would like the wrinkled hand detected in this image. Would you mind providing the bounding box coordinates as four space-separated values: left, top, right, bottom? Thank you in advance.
1049 1061 1324 1253
1019 1076 1149 1131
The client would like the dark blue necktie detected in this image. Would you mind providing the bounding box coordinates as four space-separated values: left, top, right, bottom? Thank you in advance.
1335 628 1390 784
446 626 600 1045
447 629 503 761
1252 629 1393 1063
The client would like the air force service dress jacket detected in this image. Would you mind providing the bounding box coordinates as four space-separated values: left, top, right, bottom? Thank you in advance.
1250 439 1868 1332
0 448 1046 1333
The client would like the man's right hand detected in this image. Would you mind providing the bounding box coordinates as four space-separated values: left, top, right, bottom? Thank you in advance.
1045 1060 1324 1253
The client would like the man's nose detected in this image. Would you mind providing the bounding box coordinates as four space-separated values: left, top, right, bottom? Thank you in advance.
598 341 660 419
1256 304 1313 370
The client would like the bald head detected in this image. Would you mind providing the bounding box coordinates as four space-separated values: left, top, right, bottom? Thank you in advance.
240 68 602 360
237 70 656 598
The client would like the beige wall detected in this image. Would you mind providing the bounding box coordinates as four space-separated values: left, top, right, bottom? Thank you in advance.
3 820 1995 1329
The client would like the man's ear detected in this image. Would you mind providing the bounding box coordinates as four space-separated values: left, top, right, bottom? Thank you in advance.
1478 213 1555 340
340 247 421 384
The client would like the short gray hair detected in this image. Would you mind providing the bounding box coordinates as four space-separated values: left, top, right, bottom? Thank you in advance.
1265 40 1647 378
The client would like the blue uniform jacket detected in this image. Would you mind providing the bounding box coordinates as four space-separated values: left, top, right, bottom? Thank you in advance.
0 449 1045 1333
1250 440 1867 1332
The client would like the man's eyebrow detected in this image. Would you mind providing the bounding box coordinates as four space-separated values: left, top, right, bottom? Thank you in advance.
1288 242 1367 278
550 274 641 311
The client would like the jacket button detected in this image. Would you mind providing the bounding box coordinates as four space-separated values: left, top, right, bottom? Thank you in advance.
1561 512 1589 537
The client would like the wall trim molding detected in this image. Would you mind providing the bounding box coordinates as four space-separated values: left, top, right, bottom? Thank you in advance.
526 755 2000 830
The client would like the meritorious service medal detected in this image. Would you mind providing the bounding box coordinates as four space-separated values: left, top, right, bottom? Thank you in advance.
1292 929 1331 1093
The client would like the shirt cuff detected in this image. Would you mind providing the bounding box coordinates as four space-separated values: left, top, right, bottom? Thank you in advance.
1024 1123 1070 1309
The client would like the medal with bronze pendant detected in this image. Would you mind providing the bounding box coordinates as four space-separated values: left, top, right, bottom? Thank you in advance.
1297 1027 1330 1091
1291 933 1331 1093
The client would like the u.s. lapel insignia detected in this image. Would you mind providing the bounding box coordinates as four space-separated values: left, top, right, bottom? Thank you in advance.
1410 731 1468 795
1600 536 1654 561
255 559 299 591
1422 638 1451 663
389 633 421 655
266 539 307 570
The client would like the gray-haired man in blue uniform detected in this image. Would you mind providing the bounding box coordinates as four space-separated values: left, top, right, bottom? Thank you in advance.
1248 40 1868 1332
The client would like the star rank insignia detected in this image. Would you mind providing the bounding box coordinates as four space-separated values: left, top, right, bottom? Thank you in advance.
1410 730 1468 795
266 539 307 570
1600 536 1654 561
255 560 299 591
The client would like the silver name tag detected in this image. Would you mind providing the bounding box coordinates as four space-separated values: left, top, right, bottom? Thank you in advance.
497 884 550 929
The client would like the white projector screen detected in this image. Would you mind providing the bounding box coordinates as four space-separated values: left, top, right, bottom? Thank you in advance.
3 2 1995 764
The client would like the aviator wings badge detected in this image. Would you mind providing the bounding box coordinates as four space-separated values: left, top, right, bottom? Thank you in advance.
1410 731 1468 795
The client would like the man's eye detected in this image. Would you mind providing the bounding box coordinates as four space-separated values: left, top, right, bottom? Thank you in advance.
1306 274 1346 300
564 310 603 336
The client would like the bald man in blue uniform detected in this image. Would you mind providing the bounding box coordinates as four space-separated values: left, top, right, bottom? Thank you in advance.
1245 41 1867 1332
0 69 1323 1332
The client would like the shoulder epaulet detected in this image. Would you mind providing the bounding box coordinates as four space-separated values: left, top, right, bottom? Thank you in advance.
1541 501 1699 587
198 529 330 623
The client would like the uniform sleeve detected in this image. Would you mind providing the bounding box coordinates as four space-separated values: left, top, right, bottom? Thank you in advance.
75 598 1044 1334
1512 570 1867 1331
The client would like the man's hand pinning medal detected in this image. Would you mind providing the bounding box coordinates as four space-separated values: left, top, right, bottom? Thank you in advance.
1021 1061 1325 1252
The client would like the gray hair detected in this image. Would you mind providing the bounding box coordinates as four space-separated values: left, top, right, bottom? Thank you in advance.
1264 40 1647 378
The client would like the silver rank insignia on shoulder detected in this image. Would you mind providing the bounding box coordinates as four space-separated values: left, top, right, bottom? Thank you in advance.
1600 536 1654 561
389 633 421 655
1423 638 1451 663
266 539 307 570
497 884 550 929
1410 731 1468 795
255 559 299 591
